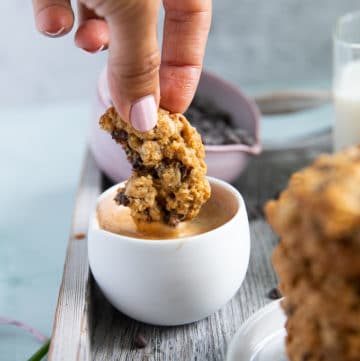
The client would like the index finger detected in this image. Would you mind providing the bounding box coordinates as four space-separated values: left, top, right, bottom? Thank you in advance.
160 0 212 113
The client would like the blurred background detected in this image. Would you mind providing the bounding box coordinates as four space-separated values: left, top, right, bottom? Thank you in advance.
1 0 360 106
0 1 359 360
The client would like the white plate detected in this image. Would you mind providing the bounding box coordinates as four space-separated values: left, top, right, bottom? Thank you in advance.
261 104 333 150
226 300 288 361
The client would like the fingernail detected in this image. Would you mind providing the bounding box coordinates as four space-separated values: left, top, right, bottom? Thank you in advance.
92 44 106 53
44 27 65 37
130 95 157 132
82 44 106 54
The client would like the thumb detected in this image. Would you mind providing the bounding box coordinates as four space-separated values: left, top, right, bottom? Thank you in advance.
106 1 161 131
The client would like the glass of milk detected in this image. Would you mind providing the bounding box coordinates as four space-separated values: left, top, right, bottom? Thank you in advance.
334 12 360 151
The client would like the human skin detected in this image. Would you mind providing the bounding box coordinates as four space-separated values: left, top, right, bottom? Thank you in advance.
32 0 212 131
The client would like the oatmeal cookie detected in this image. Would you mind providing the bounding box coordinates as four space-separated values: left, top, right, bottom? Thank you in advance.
272 231 360 293
265 145 360 361
284 299 360 361
266 145 360 239
100 107 211 226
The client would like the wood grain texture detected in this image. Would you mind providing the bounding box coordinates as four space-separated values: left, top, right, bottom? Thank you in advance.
48 150 101 361
50 139 331 360
88 219 277 361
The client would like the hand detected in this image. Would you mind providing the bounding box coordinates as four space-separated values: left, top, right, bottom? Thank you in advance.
32 0 212 131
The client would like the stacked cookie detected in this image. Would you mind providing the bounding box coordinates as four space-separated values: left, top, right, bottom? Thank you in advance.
265 145 360 361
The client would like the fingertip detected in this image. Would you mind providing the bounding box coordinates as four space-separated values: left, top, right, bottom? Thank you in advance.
74 19 109 53
36 5 74 37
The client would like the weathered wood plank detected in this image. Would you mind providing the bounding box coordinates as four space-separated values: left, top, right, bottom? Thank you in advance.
50 134 332 360
48 150 101 361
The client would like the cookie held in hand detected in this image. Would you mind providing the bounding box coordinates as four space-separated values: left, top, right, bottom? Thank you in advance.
100 107 211 226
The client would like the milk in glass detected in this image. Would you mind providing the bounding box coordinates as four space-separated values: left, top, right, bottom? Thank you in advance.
334 61 360 151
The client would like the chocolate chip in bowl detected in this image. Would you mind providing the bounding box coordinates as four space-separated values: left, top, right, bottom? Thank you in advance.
90 69 261 183
185 96 256 147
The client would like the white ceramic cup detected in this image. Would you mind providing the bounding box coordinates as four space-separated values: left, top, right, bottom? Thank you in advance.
88 177 250 326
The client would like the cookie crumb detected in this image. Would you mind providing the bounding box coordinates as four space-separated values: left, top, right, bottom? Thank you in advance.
73 233 86 240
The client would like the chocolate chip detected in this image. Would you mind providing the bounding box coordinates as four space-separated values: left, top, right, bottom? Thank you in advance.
223 128 243 144
184 107 203 122
165 212 181 227
134 332 148 348
220 113 232 126
142 209 152 222
131 155 148 174
285 303 296 316
180 165 192 181
232 128 248 137
199 119 212 132
154 164 166 179
267 287 282 300
301 352 312 361
248 206 259 221
230 128 256 146
185 96 255 146
131 155 142 168
122 148 145 172
112 129 128 142
202 133 226 145
151 168 160 179
114 191 130 206
156 195 166 208
124 148 137 165
240 133 256 146
248 204 264 221
273 190 281 200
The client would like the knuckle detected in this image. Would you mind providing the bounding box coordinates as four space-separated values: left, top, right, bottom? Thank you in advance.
111 49 161 82
35 0 70 13
115 0 155 19
81 0 146 18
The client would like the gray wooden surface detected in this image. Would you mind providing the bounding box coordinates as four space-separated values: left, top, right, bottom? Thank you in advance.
48 151 101 361
49 137 331 361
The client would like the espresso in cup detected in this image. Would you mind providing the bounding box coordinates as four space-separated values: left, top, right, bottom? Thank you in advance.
97 183 238 240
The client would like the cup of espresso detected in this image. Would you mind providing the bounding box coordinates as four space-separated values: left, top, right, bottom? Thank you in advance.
88 177 250 326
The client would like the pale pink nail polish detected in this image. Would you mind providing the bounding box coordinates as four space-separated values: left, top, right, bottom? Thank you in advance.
130 95 157 132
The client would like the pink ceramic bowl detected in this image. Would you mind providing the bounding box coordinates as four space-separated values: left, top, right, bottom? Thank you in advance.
89 69 261 183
